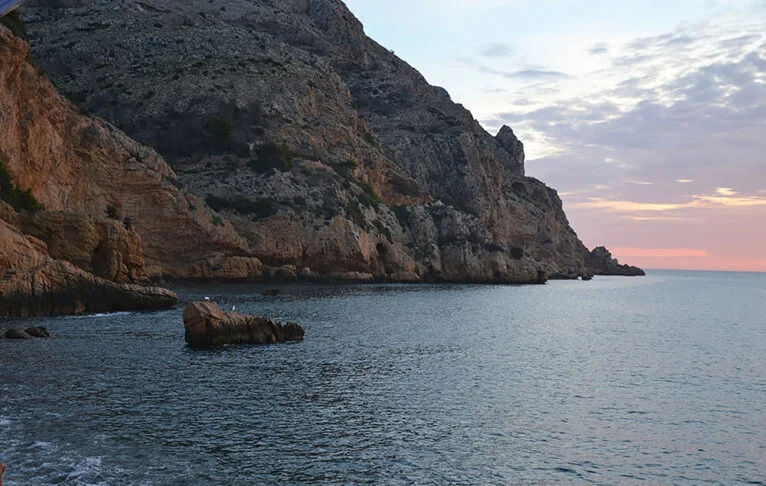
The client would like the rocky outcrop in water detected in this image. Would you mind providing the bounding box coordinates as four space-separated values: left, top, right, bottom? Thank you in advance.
587 247 645 277
17 0 639 282
183 301 305 348
2 327 50 338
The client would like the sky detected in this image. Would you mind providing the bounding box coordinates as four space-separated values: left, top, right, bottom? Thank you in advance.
345 0 766 272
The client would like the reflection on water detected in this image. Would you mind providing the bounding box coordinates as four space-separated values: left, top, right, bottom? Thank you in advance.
1 272 765 484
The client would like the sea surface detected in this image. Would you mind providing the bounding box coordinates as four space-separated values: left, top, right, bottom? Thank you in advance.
0 270 764 485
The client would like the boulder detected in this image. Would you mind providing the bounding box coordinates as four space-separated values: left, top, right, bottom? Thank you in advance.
25 327 50 338
183 302 304 349
4 329 27 339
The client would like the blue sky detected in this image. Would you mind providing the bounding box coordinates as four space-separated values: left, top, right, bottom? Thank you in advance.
346 0 766 271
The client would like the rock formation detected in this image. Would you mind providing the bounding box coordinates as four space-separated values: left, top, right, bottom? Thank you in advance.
0 215 178 317
183 301 305 348
2 327 50 338
0 0 644 306
19 0 642 281
0 24 261 281
587 247 645 276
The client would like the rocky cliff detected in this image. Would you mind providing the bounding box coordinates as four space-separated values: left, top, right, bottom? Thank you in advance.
587 247 645 277
17 0 618 282
0 208 177 317
0 23 262 280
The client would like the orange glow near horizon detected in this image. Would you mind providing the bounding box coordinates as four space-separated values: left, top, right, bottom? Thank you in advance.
609 249 766 273
565 187 766 273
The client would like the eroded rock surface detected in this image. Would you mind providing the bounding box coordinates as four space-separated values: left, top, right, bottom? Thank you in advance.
183 301 305 348
588 247 646 277
0 217 177 317
0 25 260 280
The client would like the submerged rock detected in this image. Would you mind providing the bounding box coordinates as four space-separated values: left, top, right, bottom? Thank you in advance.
183 302 304 349
25 327 50 338
4 329 27 339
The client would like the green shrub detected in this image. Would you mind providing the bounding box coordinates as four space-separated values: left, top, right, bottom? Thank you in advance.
207 117 235 149
0 157 42 212
331 158 358 175
356 180 381 209
247 142 294 174
211 215 224 227
363 132 377 145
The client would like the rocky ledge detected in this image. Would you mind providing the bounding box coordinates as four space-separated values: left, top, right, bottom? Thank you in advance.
0 217 177 318
0 259 178 317
587 247 645 277
183 301 304 349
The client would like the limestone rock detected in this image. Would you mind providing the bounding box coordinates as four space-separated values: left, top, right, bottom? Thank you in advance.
18 1 603 282
0 259 178 317
496 125 526 174
0 218 177 317
9 0 646 283
0 26 260 281
19 211 148 283
183 301 305 348
587 246 646 276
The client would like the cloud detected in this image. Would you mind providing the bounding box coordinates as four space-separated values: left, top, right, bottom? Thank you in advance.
573 198 687 212
692 194 766 207
628 216 688 222
512 69 571 80
483 19 766 196
572 190 766 213
611 247 711 258
589 42 609 55
456 58 572 82
480 42 514 58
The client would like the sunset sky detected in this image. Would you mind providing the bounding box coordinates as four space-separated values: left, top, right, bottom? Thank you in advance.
345 0 766 271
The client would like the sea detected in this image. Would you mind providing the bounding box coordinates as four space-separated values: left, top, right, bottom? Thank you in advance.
0 270 764 485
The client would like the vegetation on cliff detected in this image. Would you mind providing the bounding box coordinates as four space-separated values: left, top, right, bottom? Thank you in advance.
0 157 42 212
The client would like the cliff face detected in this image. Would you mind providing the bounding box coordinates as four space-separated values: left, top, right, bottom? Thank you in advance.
0 208 177 317
19 0 601 282
0 24 262 280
